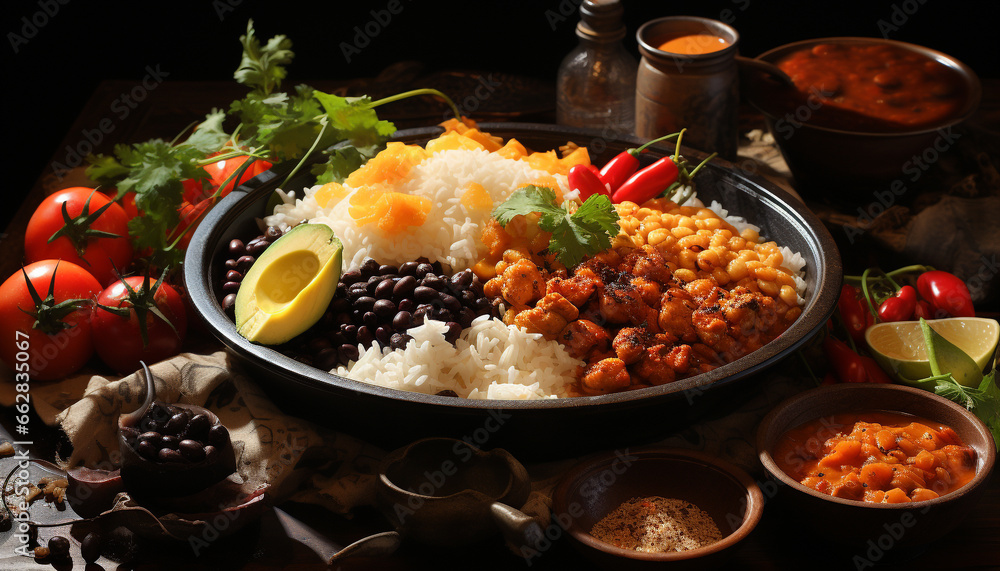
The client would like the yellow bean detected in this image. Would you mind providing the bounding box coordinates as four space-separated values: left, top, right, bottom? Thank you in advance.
674 268 696 282
728 236 747 251
678 234 710 250
755 266 778 282
758 279 780 297
779 285 799 306
727 259 749 281
640 219 662 235
786 307 802 321
659 213 677 228
711 267 731 285
710 233 729 248
776 272 796 288
741 227 760 243
678 216 698 230
679 249 698 270
672 226 695 239
647 228 671 246
701 217 722 230
697 249 722 271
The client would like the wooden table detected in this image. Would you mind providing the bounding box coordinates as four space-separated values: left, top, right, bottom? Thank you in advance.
2 76 998 570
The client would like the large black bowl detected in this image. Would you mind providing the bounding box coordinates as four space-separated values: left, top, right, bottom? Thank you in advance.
184 123 841 458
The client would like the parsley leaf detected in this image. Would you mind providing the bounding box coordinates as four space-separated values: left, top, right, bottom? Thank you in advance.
234 19 293 95
492 186 619 267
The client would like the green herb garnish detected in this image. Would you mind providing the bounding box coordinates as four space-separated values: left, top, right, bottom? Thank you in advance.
492 185 620 268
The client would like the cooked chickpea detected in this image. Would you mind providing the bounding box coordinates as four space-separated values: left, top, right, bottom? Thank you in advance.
779 285 799 307
647 228 671 246
674 268 696 282
672 226 695 239
741 227 760 243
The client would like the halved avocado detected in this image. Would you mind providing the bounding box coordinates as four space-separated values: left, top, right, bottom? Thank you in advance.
234 224 342 345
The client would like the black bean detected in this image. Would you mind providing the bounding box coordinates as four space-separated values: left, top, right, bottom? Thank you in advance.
160 435 180 450
222 281 241 293
137 440 158 460
459 307 476 328
339 344 360 363
222 293 237 310
450 270 474 289
389 333 412 350
137 431 161 446
361 258 381 277
414 286 437 303
415 263 434 279
432 308 454 322
347 283 368 301
204 445 219 462
245 240 269 256
392 311 412 330
315 347 340 370
474 297 492 312
363 311 378 329
228 239 245 255
164 413 188 435
159 448 185 462
265 226 283 240
470 279 485 297
375 279 396 300
431 260 444 273
47 536 70 560
365 277 382 295
379 264 398 275
436 390 459 397
224 258 239 270
237 255 255 271
341 269 364 286
412 304 432 324
81 531 102 564
422 274 445 291
399 261 419 276
185 414 211 440
441 294 462 314
398 298 416 313
179 440 207 462
308 337 332 353
444 321 463 343
331 331 348 346
357 326 374 347
373 299 396 319
354 296 376 312
392 275 417 300
375 326 390 346
207 425 230 447
341 324 358 341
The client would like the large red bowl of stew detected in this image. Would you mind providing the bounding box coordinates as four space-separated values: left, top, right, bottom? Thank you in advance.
743 37 981 197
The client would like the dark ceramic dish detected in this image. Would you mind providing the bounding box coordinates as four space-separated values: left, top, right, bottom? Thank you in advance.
743 37 981 196
184 123 841 457
551 448 763 570
757 384 996 558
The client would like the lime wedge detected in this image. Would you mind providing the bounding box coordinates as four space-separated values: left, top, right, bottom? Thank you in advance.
866 317 999 386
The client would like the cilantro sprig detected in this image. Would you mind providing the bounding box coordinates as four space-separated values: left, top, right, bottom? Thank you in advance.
492 185 620 268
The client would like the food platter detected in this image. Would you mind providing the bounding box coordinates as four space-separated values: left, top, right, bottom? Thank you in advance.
184 122 842 457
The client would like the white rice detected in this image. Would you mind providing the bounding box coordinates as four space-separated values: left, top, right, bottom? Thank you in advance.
266 149 573 273
335 315 583 400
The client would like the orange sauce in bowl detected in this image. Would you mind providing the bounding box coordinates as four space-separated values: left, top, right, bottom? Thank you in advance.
772 411 977 504
656 34 731 55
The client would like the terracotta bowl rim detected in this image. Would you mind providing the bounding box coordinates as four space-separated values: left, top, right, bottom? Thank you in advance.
552 447 764 561
756 383 997 510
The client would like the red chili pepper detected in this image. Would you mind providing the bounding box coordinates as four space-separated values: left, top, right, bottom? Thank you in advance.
599 132 681 192
823 336 867 383
914 299 935 320
877 284 917 322
837 284 869 347
611 156 680 204
916 270 975 317
568 164 610 200
859 355 892 384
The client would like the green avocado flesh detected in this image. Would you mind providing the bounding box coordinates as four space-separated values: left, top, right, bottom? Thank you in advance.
235 223 343 345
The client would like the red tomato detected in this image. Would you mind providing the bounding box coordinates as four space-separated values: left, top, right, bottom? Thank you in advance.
0 260 102 380
92 275 188 375
204 154 272 197
916 270 975 318
25 187 133 286
173 198 214 250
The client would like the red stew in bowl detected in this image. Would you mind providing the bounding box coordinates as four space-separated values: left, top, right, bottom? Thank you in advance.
766 42 969 132
772 411 977 503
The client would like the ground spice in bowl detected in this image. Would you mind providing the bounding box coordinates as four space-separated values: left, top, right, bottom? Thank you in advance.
590 496 723 553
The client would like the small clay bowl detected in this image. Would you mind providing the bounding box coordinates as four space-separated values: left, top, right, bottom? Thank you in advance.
757 384 996 558
551 448 763 570
374 437 531 547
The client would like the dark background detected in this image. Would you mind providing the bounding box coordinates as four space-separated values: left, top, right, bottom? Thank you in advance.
2 0 998 233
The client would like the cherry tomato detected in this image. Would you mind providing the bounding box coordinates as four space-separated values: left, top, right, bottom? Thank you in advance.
0 260 102 380
877 285 917 322
173 198 214 250
837 284 869 346
92 275 187 375
916 270 975 318
25 187 133 286
203 154 272 198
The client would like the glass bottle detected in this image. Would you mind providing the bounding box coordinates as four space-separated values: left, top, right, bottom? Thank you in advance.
556 0 638 134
